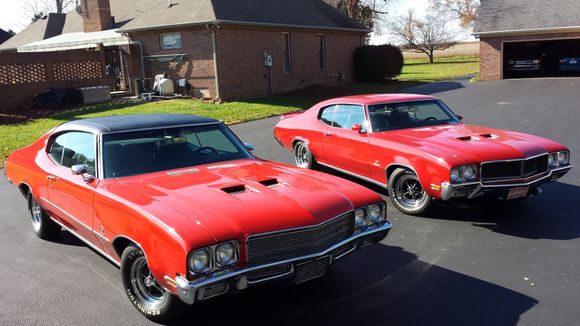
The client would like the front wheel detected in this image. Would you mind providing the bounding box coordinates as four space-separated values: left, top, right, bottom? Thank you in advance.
27 193 61 239
121 246 184 322
388 168 433 215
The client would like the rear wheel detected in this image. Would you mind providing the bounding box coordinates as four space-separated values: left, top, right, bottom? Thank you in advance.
27 193 61 239
293 141 318 169
388 168 433 215
121 246 184 322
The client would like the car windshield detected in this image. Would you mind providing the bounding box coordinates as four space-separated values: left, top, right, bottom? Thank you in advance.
102 123 252 178
368 100 460 132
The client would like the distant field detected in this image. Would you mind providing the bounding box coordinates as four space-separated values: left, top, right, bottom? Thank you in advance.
403 41 479 60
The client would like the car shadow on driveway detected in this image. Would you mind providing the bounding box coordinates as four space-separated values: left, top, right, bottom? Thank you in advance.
170 244 536 326
319 167 580 241
429 182 580 240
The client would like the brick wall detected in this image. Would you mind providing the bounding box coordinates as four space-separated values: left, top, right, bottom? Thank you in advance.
216 26 364 100
0 48 109 109
480 32 580 80
131 27 216 98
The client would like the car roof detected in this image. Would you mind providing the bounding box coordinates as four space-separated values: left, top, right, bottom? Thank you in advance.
316 94 438 106
53 114 220 134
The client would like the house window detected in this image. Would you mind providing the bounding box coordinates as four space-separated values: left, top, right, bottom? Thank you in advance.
161 32 182 49
318 34 326 71
282 33 292 72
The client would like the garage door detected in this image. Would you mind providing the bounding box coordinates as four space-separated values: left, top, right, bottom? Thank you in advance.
503 39 580 79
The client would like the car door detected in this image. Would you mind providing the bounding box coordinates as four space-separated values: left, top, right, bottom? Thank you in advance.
322 104 372 177
46 131 100 244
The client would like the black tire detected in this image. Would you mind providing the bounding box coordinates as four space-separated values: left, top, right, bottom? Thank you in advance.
388 168 433 215
293 141 318 169
27 193 61 239
121 246 184 322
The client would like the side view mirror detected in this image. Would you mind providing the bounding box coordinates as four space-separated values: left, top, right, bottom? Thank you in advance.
244 142 255 151
71 164 95 183
456 115 464 121
71 164 87 175
351 124 367 134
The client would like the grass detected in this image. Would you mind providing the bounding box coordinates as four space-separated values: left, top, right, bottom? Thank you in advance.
0 56 479 167
400 56 480 82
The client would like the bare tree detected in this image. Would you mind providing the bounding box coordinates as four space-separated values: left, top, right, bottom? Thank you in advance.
21 0 76 24
430 0 480 28
326 0 396 33
391 10 457 63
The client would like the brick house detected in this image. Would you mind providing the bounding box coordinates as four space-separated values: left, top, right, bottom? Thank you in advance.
3 0 368 101
475 0 580 80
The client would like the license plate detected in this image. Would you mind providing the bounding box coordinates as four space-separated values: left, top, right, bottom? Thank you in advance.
294 256 330 284
507 186 529 200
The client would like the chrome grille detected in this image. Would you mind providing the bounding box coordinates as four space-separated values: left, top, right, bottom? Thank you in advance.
246 212 354 265
481 154 549 182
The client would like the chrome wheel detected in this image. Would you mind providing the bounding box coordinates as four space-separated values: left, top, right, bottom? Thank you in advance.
395 178 428 209
29 198 42 232
130 256 167 309
388 168 432 215
294 142 311 168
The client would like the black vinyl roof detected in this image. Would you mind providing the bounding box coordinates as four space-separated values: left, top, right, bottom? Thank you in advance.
54 114 219 134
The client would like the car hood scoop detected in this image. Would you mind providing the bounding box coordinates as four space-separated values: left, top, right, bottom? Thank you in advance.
456 133 499 141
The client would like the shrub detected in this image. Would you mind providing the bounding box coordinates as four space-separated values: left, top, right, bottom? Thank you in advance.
354 44 404 83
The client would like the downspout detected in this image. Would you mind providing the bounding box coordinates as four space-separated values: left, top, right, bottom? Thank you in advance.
131 40 146 79
207 24 221 101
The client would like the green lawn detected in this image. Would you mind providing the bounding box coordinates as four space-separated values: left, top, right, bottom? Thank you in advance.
400 56 480 82
0 56 479 166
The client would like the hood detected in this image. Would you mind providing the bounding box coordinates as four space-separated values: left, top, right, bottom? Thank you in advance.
372 124 564 165
111 159 374 243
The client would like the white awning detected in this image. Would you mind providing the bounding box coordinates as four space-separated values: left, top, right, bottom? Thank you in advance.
17 29 131 52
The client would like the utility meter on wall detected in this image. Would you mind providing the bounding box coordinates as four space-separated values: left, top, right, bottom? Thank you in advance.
264 53 273 67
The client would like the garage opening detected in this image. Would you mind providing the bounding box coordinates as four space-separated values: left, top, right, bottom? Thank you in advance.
504 39 580 79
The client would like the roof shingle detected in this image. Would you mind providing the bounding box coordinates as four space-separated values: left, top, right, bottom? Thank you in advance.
474 0 580 35
118 0 367 33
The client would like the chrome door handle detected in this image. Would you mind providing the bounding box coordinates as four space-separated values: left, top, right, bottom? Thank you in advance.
324 131 333 136
47 175 58 181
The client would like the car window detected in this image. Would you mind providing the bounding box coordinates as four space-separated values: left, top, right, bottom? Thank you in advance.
63 132 96 176
319 105 335 126
368 100 460 132
49 132 96 176
49 133 68 164
102 123 252 178
332 105 365 129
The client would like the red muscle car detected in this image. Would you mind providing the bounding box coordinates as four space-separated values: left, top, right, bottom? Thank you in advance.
274 94 573 215
4 114 391 321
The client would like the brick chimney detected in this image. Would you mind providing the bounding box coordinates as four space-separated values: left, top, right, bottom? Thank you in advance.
80 0 114 33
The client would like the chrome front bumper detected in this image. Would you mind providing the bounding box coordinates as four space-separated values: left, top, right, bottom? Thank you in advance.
175 222 392 305
441 165 573 201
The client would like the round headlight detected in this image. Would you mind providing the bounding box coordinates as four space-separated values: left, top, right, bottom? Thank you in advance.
463 165 476 181
450 167 462 183
548 153 558 167
368 204 383 224
355 208 367 229
215 242 237 267
558 151 569 166
189 249 210 273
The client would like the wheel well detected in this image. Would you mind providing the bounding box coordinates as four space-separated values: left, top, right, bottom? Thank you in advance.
292 139 302 148
18 183 31 199
112 237 139 259
386 165 414 183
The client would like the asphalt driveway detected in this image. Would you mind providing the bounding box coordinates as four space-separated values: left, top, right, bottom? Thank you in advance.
1 77 579 325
